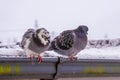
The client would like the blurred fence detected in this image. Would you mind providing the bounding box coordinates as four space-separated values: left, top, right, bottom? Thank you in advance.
1 38 120 49
87 38 120 48
0 57 120 80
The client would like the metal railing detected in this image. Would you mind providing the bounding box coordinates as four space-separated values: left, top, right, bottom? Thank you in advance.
0 57 120 80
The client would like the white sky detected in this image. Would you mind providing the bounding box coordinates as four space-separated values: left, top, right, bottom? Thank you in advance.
0 0 120 42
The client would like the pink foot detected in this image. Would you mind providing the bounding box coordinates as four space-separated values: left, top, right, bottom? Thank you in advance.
37 55 43 63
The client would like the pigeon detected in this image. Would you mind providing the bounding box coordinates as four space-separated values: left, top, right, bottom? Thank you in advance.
49 25 88 60
21 28 50 63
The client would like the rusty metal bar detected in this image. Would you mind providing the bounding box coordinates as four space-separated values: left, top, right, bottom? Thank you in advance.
0 57 120 79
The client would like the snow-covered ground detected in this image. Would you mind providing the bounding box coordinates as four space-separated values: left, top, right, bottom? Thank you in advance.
45 46 120 59
0 48 26 58
0 45 120 59
77 46 120 59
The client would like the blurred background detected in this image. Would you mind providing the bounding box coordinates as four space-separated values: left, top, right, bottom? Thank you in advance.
0 0 120 42
0 0 120 58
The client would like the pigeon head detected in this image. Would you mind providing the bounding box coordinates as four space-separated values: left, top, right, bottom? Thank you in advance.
33 28 50 46
76 25 88 34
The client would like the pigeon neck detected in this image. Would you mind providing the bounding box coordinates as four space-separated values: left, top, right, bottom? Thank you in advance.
74 29 86 37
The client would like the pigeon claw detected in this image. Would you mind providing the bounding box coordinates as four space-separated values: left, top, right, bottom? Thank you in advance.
37 55 43 63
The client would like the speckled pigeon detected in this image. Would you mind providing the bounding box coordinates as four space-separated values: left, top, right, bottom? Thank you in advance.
21 28 50 62
49 25 88 60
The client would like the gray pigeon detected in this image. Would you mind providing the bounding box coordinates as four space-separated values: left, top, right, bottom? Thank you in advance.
49 25 88 60
21 28 50 62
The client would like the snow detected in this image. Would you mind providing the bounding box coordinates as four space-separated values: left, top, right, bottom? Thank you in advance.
0 36 120 59
1 45 119 59
0 48 26 58
77 46 120 59
44 46 120 59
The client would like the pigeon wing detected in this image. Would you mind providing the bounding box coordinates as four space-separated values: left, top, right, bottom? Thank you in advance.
53 30 74 50
21 28 35 49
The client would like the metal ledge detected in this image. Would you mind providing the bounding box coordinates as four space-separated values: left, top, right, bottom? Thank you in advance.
0 57 120 79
